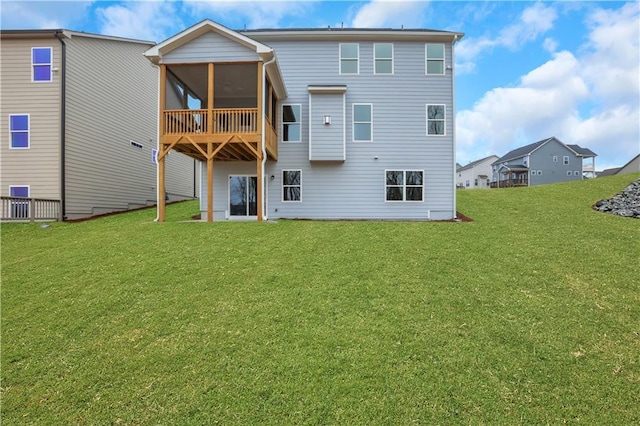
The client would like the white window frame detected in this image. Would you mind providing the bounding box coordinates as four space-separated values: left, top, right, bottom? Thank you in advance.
574 170 580 176
282 104 301 143
340 43 359 75
385 170 424 202
567 171 572 176
32 47 53 83
282 170 302 202
9 114 30 149
563 156 570 165
374 43 393 75
425 43 445 75
553 155 558 162
352 103 373 142
426 104 446 136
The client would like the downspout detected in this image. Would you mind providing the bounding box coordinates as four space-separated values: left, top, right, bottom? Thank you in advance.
152 62 161 222
451 34 458 219
262 53 277 221
55 31 67 220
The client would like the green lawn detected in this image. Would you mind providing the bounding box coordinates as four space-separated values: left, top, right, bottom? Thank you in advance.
2 173 639 424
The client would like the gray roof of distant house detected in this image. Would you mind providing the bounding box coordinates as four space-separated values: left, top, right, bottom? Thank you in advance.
493 138 551 164
567 144 597 157
598 167 622 177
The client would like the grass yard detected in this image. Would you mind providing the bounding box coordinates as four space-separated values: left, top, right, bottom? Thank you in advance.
2 173 639 424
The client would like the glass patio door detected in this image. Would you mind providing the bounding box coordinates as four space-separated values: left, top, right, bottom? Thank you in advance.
229 175 257 217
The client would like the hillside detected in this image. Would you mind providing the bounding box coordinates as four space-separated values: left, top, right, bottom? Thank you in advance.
2 172 639 424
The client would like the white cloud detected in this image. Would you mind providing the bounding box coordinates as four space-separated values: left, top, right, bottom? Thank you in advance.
0 1 94 29
184 1 315 29
456 2 557 72
96 1 182 42
456 3 640 169
349 0 429 28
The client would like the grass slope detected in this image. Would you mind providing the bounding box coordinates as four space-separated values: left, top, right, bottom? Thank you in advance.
2 173 639 424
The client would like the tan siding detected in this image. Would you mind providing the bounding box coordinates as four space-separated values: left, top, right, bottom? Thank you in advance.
64 35 194 218
0 37 61 200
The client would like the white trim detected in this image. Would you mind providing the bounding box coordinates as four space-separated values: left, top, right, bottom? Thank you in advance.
8 185 30 219
281 104 302 143
31 47 52 83
374 43 394 75
307 85 347 93
384 170 424 203
282 170 302 203
8 113 30 149
426 104 446 136
425 43 445 75
308 92 313 161
339 42 359 75
9 185 30 197
352 103 373 142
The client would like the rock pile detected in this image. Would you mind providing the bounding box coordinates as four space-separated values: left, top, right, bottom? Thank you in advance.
593 179 640 218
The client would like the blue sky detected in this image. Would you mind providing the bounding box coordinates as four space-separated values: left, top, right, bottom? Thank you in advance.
2 0 639 170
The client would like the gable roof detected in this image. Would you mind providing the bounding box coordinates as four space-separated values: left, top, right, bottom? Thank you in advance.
144 19 287 99
457 155 499 172
598 167 622 177
493 137 553 164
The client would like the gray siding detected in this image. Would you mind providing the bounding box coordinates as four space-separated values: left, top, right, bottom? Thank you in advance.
64 35 194 218
163 32 259 64
0 37 61 200
309 92 345 161
530 140 583 186
264 39 455 219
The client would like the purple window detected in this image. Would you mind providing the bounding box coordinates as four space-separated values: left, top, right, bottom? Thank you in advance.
10 186 29 198
32 47 52 82
9 115 29 148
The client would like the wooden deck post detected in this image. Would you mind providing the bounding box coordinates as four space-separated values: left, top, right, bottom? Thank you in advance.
208 63 214 133
256 62 264 221
207 142 213 222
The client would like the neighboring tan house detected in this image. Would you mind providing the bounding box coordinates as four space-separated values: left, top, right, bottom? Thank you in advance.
145 20 463 221
491 137 597 187
456 155 499 189
598 154 640 177
0 29 197 220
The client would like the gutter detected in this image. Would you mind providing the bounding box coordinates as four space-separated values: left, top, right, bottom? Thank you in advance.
55 31 67 220
261 53 277 221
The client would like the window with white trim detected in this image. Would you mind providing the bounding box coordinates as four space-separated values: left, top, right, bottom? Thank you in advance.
9 114 30 149
353 104 372 142
427 104 445 135
386 170 423 202
553 155 558 162
567 171 572 176
282 170 301 202
426 43 445 75
374 43 393 74
282 104 301 142
9 186 30 219
340 43 359 74
574 171 580 176
563 156 569 165
32 47 52 82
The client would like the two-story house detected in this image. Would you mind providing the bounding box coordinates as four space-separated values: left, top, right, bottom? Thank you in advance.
145 20 463 221
491 137 597 187
0 29 197 220
456 155 499 189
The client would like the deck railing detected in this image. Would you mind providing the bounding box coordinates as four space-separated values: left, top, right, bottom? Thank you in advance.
163 108 259 135
490 178 529 188
1 196 61 222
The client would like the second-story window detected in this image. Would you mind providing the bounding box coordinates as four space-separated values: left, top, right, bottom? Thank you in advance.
353 104 372 142
426 104 445 135
426 43 445 75
32 47 52 82
282 104 301 142
374 43 393 74
340 43 359 74
9 114 30 149
563 156 570 165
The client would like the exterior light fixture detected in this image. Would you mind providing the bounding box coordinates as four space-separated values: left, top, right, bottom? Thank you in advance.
323 115 331 125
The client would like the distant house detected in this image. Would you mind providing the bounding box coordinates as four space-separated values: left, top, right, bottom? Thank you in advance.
144 19 464 221
456 155 499 189
598 154 640 177
0 29 197 220
491 137 597 187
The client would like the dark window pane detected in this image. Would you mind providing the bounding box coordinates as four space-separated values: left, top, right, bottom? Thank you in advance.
11 132 29 148
428 121 445 135
426 44 444 59
353 104 371 122
341 43 358 58
375 60 392 74
428 105 444 119
283 123 300 142
33 48 51 64
427 60 444 74
386 171 403 185
341 60 358 74
406 187 423 201
283 105 300 123
354 123 371 141
10 187 29 197
283 170 300 185
33 65 51 81
284 187 301 201
10 115 28 131
406 171 423 185
386 187 403 201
